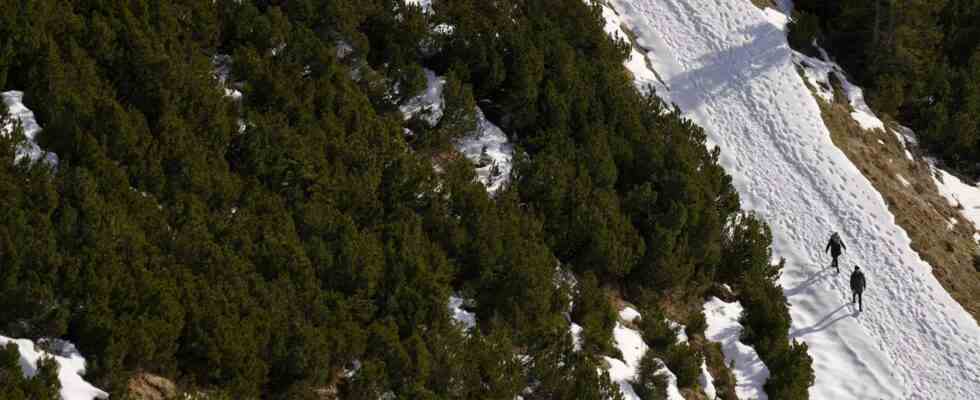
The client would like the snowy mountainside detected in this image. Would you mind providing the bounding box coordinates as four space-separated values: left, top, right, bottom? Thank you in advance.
602 0 980 399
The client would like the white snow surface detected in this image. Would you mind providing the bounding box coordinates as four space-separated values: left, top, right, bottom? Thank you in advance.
454 108 514 194
703 297 769 400
400 69 446 126
606 0 980 399
619 306 641 323
1 91 58 165
0 336 108 400
448 295 476 331
932 166 980 233
569 322 584 352
698 360 716 400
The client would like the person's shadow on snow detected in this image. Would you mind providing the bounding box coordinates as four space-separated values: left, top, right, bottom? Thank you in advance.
789 303 856 339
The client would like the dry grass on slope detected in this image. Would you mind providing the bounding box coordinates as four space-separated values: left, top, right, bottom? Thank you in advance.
809 75 980 321
749 0 778 11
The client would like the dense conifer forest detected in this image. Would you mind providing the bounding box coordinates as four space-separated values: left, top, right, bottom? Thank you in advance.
0 1 811 398
790 0 980 175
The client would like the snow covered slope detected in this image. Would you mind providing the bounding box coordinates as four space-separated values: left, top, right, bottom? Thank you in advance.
604 0 980 398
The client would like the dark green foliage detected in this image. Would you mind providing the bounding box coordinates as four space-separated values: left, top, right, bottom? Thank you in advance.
632 352 668 400
636 306 700 390
638 307 677 353
686 309 707 337
764 340 815 400
0 0 804 397
718 213 814 399
662 343 702 389
794 0 980 176
571 272 617 355
787 11 823 56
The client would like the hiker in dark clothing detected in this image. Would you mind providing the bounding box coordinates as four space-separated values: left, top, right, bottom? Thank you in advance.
850 266 866 312
825 232 846 273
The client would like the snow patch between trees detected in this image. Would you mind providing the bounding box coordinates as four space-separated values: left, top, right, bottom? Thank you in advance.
400 69 446 126
1 91 59 165
603 307 684 400
0 336 107 400
703 297 770 400
931 165 980 232
447 295 476 331
699 360 717 400
401 70 513 194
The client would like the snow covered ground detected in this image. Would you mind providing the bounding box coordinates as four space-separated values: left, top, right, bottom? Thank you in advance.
0 336 107 400
604 0 980 398
698 360 716 400
448 294 476 331
703 297 769 400
932 166 980 235
1 91 58 165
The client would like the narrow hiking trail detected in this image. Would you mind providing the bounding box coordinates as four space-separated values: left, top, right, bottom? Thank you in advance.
605 0 980 398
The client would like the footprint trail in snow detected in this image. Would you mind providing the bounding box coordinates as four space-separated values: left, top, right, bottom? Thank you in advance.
604 0 980 398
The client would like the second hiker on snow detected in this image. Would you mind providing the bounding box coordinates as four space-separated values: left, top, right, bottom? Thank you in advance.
850 266 867 312
825 232 846 274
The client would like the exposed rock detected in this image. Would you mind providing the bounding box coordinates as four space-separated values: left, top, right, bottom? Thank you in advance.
128 373 177 400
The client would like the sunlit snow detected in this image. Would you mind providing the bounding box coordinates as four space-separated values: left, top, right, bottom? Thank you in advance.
703 297 769 400
603 0 980 398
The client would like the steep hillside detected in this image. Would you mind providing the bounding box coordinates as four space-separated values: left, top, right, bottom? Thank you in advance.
602 0 980 398
0 1 795 398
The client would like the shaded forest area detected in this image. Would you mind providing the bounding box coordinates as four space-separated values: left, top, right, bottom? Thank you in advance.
0 1 810 398
790 0 980 175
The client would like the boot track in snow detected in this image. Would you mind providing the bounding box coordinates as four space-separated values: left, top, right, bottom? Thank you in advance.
603 0 980 398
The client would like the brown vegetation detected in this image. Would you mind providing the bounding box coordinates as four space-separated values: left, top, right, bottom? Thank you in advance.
127 373 177 400
809 75 980 321
750 0 778 11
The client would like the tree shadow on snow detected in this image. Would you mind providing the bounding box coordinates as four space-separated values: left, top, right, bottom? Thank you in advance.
784 263 836 298
664 22 790 112
789 303 857 339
